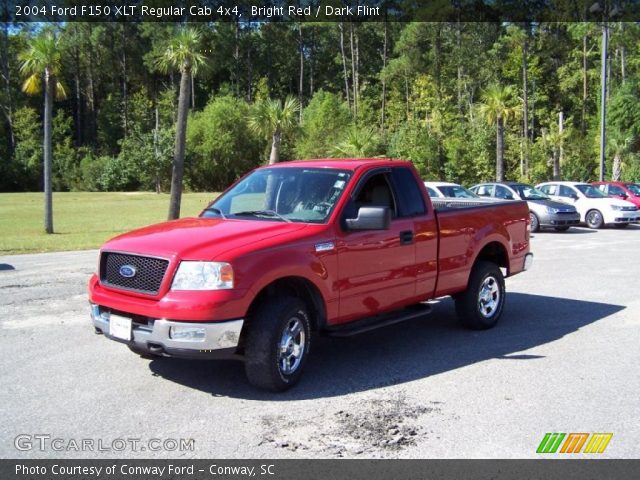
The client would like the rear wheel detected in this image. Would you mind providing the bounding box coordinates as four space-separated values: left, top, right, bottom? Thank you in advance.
554 226 570 232
455 261 505 330
586 209 604 229
529 212 540 232
244 297 311 391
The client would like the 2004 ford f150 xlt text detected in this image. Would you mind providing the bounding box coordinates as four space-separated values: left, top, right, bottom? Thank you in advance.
89 159 533 391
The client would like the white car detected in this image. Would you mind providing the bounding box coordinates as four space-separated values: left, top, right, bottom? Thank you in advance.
536 181 638 229
424 181 480 199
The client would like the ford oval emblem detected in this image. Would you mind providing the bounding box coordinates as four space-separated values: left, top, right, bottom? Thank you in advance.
119 265 137 278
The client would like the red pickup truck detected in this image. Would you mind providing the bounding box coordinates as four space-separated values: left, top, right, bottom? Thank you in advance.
89 159 533 391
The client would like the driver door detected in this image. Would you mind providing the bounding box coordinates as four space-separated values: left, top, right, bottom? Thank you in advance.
335 170 417 323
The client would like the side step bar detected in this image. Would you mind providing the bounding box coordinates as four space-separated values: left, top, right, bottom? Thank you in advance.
325 303 432 337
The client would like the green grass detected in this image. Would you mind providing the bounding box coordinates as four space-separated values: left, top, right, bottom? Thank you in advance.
0 192 219 255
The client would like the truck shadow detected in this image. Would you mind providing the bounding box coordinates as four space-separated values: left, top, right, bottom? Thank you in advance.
147 292 623 400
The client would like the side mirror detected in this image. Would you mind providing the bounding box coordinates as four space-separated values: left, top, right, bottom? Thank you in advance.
345 207 391 231
619 194 628 200
570 194 579 200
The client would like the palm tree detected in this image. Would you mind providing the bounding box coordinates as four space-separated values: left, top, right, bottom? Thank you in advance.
333 126 381 157
478 84 519 181
249 96 300 165
19 31 66 234
155 28 205 220
541 126 567 181
609 132 632 181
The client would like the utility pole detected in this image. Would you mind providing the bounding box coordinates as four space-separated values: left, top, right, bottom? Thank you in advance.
599 21 608 181
559 110 564 166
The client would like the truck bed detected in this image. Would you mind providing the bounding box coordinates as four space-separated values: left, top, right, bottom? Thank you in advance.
431 199 530 297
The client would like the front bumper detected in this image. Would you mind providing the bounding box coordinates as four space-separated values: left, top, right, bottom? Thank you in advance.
610 215 635 224
540 211 581 227
91 304 244 358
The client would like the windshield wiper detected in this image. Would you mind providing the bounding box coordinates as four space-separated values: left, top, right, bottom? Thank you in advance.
233 210 292 222
203 207 226 219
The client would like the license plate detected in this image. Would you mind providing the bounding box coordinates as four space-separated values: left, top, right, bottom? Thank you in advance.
109 314 132 341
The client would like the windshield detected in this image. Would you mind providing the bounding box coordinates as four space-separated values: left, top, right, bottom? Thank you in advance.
575 184 607 198
438 185 478 198
626 183 640 196
203 167 352 223
511 184 550 200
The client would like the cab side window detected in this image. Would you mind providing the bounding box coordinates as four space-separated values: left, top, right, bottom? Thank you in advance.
351 173 397 217
391 168 426 217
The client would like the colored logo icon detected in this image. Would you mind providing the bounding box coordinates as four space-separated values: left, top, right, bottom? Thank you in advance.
537 433 613 454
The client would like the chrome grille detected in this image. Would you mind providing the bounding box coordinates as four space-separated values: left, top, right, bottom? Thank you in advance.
100 252 169 295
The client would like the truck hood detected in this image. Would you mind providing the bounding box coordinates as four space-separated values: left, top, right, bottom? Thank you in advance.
102 217 308 260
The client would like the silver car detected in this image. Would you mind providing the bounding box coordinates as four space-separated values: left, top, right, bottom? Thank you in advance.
470 182 581 232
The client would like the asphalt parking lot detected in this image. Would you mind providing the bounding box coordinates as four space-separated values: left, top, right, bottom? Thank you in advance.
1 225 639 459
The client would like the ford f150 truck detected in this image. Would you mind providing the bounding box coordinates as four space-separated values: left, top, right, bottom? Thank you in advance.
89 159 533 391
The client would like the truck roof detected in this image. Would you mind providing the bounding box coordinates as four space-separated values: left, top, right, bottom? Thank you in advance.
264 158 411 170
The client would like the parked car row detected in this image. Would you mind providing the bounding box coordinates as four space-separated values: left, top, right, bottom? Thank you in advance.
424 180 640 232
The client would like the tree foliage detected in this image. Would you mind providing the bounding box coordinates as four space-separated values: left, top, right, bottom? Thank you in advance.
4 20 640 202
187 95 262 190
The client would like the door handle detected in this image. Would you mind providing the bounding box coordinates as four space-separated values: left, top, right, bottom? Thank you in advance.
400 230 414 245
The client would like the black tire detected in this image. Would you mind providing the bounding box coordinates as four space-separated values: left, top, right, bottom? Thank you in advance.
614 223 629 229
586 209 604 229
127 344 159 359
554 226 570 232
244 297 311 392
529 212 540 232
455 261 505 330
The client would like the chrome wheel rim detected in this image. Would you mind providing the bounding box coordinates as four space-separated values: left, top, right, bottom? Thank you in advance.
530 213 538 230
478 276 500 318
278 317 305 375
587 211 601 227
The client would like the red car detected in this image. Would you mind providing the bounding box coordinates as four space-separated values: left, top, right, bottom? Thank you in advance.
592 181 640 209
89 159 533 391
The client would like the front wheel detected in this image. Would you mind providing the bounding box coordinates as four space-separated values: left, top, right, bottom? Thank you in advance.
244 297 311 391
529 212 540 232
455 261 506 330
586 209 604 229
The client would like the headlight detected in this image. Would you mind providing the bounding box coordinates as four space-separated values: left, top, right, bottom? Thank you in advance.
610 204 622 211
546 206 559 214
171 261 234 290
